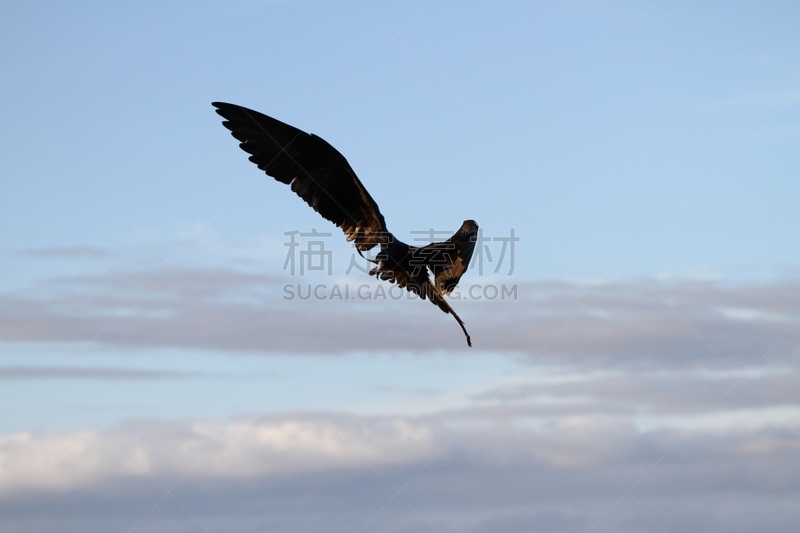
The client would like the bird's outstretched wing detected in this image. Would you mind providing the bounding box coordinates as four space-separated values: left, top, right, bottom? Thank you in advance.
213 102 388 251
427 220 479 295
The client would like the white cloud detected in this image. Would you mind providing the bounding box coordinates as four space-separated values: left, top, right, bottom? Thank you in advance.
0 414 435 497
2 400 799 499
0 430 139 495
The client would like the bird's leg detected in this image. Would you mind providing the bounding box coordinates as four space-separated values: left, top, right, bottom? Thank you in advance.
355 247 377 263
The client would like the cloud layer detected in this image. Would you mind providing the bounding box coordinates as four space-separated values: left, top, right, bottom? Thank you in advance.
2 266 799 361
2 267 799 531
2 402 799 532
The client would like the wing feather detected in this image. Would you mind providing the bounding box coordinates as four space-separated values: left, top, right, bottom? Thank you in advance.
213 102 388 250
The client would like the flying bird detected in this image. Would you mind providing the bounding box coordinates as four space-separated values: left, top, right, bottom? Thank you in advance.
213 102 478 346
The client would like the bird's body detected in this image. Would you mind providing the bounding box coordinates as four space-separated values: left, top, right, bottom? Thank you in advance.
213 102 478 346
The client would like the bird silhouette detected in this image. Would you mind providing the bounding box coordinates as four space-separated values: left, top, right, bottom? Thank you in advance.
213 102 478 346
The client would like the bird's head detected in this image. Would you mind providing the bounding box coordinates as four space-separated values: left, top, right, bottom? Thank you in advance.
458 219 479 234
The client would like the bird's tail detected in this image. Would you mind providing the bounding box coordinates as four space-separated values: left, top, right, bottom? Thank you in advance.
426 284 472 347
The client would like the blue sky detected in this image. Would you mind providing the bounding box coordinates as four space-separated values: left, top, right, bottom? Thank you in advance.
2 2 800 532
